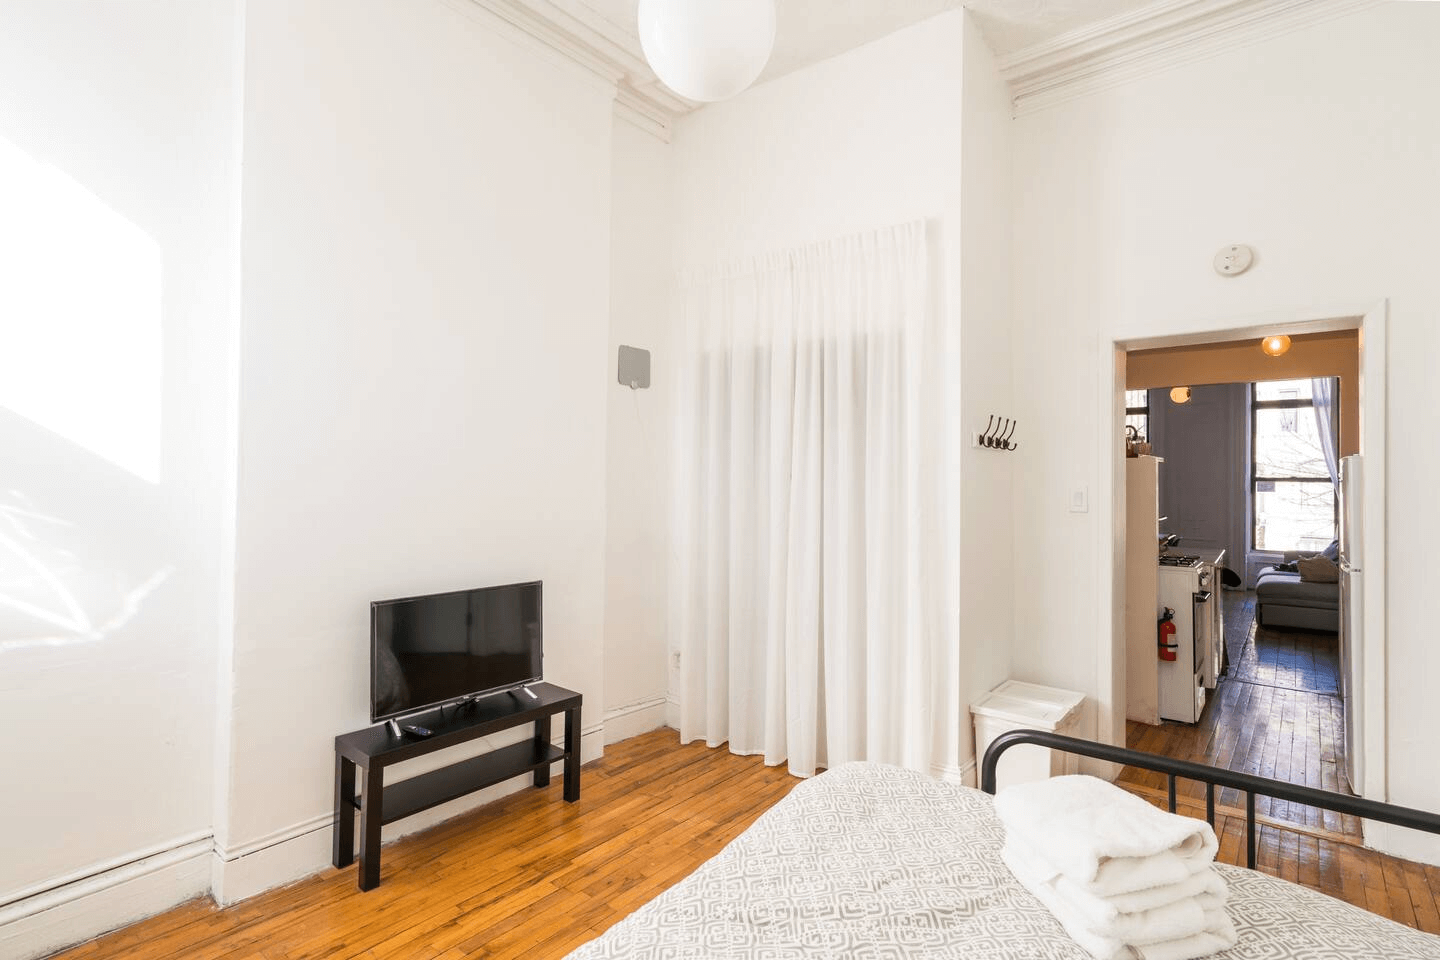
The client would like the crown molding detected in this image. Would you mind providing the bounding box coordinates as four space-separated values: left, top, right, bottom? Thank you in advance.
461 0 692 140
998 0 1382 116
455 0 1383 137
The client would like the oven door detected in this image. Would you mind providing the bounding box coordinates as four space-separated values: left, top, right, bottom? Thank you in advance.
1192 590 1212 673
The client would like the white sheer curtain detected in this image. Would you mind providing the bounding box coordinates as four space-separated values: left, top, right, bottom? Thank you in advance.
1312 377 1339 486
671 221 956 778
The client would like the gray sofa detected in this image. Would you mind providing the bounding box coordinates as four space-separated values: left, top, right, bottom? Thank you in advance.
1254 542 1340 632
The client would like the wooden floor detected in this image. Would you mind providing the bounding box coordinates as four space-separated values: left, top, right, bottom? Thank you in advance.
1089 579 1440 931
1117 589 1355 834
1111 589 1440 930
49 675 1440 958
49 732 798 960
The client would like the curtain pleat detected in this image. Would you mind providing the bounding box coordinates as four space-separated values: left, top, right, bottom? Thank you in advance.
674 221 954 778
1312 377 1339 488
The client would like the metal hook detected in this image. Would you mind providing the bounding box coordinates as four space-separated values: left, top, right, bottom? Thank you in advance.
977 415 1020 451
976 415 1020 451
1000 419 1018 450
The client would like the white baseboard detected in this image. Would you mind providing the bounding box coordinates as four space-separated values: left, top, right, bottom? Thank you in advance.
0 834 211 960
664 694 680 730
934 759 977 788
1363 820 1440 868
213 726 605 905
210 812 335 907
602 696 668 744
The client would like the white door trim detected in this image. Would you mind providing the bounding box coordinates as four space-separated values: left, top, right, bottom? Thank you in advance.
1096 300 1387 808
1355 300 1386 802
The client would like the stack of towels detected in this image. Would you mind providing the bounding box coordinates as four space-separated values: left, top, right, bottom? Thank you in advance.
995 775 1237 960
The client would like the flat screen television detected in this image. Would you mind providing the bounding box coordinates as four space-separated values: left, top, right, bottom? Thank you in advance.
370 580 542 722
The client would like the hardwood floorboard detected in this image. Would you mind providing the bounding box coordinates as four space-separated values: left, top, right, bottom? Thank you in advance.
1119 588 1355 835
45 726 1440 959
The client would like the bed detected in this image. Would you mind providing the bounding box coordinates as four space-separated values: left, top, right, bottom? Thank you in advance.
565 733 1440 959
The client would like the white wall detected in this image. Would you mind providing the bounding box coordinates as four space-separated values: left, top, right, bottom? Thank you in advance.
958 15 1017 738
668 10 1014 779
604 119 674 741
215 0 616 901
0 1 240 955
1010 1 1440 857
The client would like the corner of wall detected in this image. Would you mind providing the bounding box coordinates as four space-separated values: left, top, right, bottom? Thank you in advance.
957 3 1018 751
603 112 676 741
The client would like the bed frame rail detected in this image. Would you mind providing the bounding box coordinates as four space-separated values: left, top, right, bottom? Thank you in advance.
979 728 1440 869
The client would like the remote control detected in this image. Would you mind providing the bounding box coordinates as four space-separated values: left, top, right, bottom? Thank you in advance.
401 724 434 738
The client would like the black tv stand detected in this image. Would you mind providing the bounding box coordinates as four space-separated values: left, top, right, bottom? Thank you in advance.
333 681 582 891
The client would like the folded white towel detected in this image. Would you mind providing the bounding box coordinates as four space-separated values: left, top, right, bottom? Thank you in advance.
1133 915 1237 960
1101 870 1225 917
994 775 1219 893
1002 828 1217 901
1004 835 1228 934
1005 846 1238 960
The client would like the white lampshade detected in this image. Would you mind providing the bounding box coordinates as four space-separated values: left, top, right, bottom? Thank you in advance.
638 0 776 103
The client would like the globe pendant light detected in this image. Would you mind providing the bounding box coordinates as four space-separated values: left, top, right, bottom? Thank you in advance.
638 0 776 103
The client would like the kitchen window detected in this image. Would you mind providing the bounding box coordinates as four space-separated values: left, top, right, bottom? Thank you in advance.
1251 378 1337 552
1125 389 1150 442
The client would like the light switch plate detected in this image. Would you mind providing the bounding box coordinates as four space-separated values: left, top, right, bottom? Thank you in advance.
1069 488 1089 513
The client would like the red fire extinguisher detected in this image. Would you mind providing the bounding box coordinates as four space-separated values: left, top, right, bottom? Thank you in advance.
1158 607 1178 661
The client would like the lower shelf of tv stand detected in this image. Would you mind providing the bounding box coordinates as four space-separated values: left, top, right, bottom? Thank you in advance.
353 740 565 825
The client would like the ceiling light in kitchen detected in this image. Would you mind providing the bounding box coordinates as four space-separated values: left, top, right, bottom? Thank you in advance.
1261 335 1292 357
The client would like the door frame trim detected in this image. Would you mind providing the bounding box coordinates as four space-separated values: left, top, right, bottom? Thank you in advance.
1096 300 1386 803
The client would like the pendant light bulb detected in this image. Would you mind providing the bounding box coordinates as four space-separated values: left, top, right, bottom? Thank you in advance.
638 0 776 103
1169 386 1192 404
1261 334 1292 358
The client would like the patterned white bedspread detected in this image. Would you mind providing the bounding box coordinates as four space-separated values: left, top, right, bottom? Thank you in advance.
566 762 1440 959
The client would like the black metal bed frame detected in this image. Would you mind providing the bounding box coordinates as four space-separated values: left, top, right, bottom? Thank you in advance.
979 729 1440 870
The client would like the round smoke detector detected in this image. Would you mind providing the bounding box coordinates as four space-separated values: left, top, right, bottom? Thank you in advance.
1214 244 1255 276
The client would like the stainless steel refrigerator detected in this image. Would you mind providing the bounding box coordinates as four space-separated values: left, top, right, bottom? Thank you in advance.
1338 454 1363 793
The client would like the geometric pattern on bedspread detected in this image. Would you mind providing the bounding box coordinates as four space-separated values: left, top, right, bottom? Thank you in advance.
565 762 1440 959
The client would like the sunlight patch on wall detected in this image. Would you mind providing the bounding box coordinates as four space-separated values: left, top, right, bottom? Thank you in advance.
0 136 163 483
0 491 172 650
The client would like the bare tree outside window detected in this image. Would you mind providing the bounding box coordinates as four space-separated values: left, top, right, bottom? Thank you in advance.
1125 389 1149 442
1252 378 1336 552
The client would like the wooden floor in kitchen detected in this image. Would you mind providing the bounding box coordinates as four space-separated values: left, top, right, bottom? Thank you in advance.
1114 589 1440 928
1117 589 1353 832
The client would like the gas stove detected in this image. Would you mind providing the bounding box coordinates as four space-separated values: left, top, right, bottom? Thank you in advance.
1159 553 1202 567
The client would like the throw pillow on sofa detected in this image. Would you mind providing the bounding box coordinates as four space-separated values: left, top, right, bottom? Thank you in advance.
1298 557 1339 583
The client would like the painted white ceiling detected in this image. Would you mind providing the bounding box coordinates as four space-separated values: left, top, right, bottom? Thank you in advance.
578 0 1166 84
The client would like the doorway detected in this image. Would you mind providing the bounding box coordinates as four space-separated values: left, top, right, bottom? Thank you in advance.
1125 374 1351 831
1094 302 1387 822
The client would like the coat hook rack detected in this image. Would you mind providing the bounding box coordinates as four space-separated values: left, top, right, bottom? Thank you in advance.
975 415 1019 451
